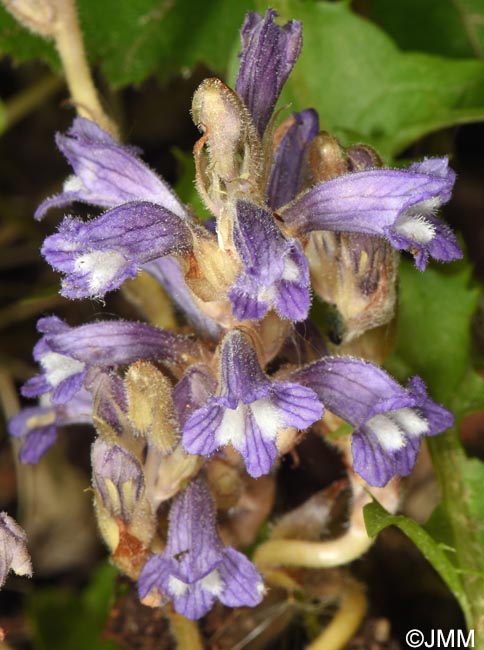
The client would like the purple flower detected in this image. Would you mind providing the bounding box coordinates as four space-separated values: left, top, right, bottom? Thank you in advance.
236 9 302 136
281 157 462 270
182 331 323 477
229 200 311 322
35 117 187 220
9 388 92 463
266 109 319 210
0 513 32 588
138 476 263 619
21 316 198 406
293 358 453 486
42 202 192 299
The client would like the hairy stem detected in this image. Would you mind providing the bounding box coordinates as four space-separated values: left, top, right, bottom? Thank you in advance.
51 0 117 137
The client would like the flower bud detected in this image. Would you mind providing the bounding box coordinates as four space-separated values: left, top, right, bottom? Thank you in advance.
192 78 262 218
125 361 178 454
91 438 154 578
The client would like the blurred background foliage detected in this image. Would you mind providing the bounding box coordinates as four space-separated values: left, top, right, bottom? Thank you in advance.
1 0 484 648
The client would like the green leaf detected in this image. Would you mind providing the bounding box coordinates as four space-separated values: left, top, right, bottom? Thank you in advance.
386 258 481 406
28 562 120 650
274 0 484 158
0 6 60 70
364 498 471 621
368 0 484 60
0 0 255 87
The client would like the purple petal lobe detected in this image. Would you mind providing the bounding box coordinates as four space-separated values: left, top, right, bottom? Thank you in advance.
42 202 192 299
236 10 302 136
267 109 319 210
231 408 278 478
9 389 92 463
282 159 462 269
351 429 421 487
182 402 224 456
218 548 264 608
271 382 324 429
35 117 187 220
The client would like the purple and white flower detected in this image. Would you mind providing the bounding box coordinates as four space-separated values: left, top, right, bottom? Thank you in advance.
138 476 264 619
182 330 323 477
293 358 453 486
281 157 461 270
21 316 198 406
42 202 193 299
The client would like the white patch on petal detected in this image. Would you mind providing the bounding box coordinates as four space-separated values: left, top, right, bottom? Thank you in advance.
168 575 189 597
41 351 85 388
217 404 246 447
394 213 436 244
367 414 406 451
281 257 300 283
74 250 127 294
412 196 441 215
63 175 84 192
250 398 285 442
200 569 223 597
389 407 428 438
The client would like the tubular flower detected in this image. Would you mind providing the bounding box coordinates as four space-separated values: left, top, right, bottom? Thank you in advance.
138 476 263 619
